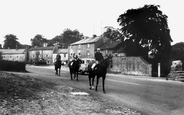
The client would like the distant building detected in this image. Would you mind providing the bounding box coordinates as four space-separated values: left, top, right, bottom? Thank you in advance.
53 48 68 64
0 49 28 62
68 36 109 61
29 46 68 65
29 47 54 64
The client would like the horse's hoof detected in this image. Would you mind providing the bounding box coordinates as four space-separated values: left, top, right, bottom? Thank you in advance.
91 86 95 90
103 91 106 94
89 87 92 90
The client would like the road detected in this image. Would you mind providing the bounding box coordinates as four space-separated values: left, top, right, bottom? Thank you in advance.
26 65 184 115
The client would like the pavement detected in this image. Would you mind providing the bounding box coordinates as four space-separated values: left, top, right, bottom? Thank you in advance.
27 65 172 83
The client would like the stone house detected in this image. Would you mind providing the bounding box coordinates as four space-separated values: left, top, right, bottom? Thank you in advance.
68 36 109 61
0 49 28 62
99 39 124 57
53 48 68 64
29 47 54 64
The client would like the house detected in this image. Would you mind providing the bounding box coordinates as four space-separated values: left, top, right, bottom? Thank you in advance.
99 39 123 57
29 47 54 64
68 36 109 61
53 48 68 64
112 42 126 56
0 49 28 62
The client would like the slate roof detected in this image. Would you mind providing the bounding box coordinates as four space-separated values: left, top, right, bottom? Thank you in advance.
70 36 103 45
0 49 27 54
99 40 121 50
53 48 68 54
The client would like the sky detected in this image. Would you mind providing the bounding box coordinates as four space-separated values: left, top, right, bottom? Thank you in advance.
0 0 183 46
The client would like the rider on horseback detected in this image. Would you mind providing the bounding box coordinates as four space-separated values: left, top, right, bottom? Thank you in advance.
95 48 104 64
94 48 104 70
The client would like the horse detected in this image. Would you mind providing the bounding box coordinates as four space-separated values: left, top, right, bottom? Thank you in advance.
68 58 82 81
54 59 62 76
88 55 113 93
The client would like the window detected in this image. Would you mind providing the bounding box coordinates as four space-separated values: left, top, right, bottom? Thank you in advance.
87 44 90 48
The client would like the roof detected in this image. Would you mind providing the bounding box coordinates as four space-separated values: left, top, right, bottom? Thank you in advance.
100 40 121 50
53 48 68 54
29 47 55 51
70 36 103 45
113 46 125 53
0 49 27 54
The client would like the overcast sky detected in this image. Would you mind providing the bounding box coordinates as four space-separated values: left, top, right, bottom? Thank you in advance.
0 0 183 45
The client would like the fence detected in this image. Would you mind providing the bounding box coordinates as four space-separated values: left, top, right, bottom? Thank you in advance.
109 56 152 76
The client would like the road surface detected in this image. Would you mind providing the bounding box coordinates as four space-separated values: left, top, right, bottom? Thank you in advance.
27 65 184 115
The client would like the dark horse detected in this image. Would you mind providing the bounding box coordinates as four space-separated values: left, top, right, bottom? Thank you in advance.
68 58 82 81
54 55 62 76
88 55 113 93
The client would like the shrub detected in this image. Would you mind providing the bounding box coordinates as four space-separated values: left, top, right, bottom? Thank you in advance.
0 60 26 72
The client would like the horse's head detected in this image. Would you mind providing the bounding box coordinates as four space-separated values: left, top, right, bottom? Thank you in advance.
102 55 113 68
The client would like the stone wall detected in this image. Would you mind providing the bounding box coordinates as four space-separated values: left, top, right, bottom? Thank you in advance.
109 56 152 76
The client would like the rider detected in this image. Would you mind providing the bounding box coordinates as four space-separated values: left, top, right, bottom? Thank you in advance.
54 54 61 64
95 48 104 64
93 48 104 70
73 53 78 61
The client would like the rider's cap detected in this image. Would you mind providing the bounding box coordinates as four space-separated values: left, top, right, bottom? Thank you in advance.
97 48 100 51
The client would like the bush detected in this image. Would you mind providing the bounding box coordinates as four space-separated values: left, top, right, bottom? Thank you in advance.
0 60 26 72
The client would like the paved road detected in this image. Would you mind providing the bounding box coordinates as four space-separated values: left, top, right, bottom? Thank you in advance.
27 65 184 115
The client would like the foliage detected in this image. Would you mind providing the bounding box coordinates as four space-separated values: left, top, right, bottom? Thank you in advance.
31 34 48 47
117 5 173 76
61 29 83 47
30 29 83 48
47 35 62 47
170 42 184 60
170 42 184 69
117 5 172 57
0 60 26 72
103 26 124 41
3 34 20 49
0 44 2 49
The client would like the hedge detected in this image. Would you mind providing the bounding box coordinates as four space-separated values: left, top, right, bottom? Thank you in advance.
0 60 26 72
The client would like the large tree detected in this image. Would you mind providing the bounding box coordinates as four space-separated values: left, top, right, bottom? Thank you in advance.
61 29 83 47
117 5 173 76
103 26 124 41
3 34 20 49
31 34 48 47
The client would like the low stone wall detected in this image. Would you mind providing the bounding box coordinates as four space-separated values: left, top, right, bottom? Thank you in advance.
109 56 152 76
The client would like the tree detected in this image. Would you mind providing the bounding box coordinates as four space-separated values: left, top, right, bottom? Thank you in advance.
0 44 2 49
3 34 20 49
31 34 48 47
103 26 124 41
117 5 173 76
47 35 62 47
61 29 83 47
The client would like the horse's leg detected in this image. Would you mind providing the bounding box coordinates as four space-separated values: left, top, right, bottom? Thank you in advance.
58 67 61 76
95 75 99 92
88 73 92 89
55 66 58 75
70 69 73 80
76 71 78 81
102 75 106 93
92 74 95 90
